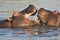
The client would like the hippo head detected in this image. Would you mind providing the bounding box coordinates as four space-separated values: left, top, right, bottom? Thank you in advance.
37 8 51 24
20 4 37 16
38 8 52 18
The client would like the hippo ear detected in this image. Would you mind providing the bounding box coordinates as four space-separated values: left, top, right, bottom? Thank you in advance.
7 18 12 22
53 10 59 15
13 11 19 17
13 11 18 14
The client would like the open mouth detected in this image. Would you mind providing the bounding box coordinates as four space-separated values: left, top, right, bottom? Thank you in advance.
30 9 37 16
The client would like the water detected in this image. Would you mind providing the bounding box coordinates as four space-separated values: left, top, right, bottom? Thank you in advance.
0 28 60 40
0 0 60 40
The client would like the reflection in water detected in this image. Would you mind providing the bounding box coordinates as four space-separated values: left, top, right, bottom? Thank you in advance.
0 0 60 40
0 28 60 40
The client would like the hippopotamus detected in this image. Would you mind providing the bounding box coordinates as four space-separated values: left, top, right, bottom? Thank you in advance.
37 8 60 27
10 4 37 20
7 12 37 28
0 4 37 28
11 5 37 28
37 8 52 25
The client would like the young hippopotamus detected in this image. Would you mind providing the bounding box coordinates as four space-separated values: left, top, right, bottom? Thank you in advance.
6 4 37 28
37 8 52 25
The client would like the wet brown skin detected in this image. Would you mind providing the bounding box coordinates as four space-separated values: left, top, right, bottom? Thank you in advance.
0 4 37 28
7 4 37 21
10 13 38 28
10 5 37 28
5 5 37 28
47 10 60 27
52 10 60 26
37 8 52 25
0 13 37 28
47 14 58 27
9 4 37 22
37 8 60 27
0 19 11 28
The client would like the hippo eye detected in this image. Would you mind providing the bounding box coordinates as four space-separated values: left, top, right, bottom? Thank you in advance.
44 15 47 17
